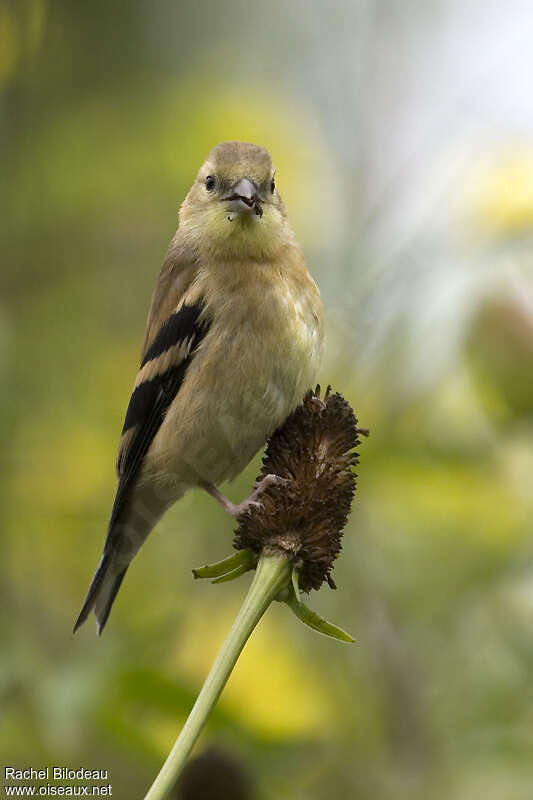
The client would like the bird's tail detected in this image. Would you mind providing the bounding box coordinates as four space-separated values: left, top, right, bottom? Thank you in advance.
74 482 173 635
74 481 182 635
73 551 129 636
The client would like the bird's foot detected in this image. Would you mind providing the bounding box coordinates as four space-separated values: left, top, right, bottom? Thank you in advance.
202 474 287 519
241 474 288 515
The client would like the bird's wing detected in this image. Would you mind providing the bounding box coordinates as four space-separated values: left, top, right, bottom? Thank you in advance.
141 241 197 357
111 250 206 527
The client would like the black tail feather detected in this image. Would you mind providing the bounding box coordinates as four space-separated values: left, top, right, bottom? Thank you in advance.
73 481 170 636
73 552 128 635
94 567 128 636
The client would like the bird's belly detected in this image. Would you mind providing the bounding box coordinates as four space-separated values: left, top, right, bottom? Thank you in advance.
146 311 320 488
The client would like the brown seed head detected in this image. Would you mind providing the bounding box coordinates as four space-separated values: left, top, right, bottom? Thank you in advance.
234 386 367 592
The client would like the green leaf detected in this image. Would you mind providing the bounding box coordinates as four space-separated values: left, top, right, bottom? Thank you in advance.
286 590 355 643
211 561 253 584
292 566 302 604
192 549 253 579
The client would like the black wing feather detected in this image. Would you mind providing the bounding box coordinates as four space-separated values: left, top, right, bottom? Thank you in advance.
110 301 207 527
141 303 205 366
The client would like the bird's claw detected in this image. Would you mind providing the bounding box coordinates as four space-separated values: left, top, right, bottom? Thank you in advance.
253 473 287 492
202 474 289 519
231 474 289 519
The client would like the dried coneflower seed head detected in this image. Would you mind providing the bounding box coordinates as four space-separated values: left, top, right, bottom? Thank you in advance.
234 386 367 592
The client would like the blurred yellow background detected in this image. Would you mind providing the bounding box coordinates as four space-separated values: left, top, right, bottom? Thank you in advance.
2 1 533 798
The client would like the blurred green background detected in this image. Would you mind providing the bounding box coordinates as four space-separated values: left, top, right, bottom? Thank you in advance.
2 1 533 798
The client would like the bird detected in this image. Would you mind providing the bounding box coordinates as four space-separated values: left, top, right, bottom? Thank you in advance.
74 141 324 635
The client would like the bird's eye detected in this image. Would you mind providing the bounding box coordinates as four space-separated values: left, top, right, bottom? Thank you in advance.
205 175 215 191
270 178 276 193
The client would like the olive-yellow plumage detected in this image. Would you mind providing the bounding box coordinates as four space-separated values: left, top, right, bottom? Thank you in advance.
74 141 324 634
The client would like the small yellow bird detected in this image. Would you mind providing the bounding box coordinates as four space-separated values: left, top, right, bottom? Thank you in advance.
74 141 324 634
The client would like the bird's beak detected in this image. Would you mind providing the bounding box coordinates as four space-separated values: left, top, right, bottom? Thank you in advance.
227 178 263 218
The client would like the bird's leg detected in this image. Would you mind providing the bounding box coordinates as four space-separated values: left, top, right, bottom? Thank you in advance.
200 482 241 516
201 474 287 519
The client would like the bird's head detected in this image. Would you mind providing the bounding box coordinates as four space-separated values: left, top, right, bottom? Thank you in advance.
180 141 294 260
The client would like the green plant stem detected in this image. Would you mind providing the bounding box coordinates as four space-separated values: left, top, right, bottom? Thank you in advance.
144 552 291 800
